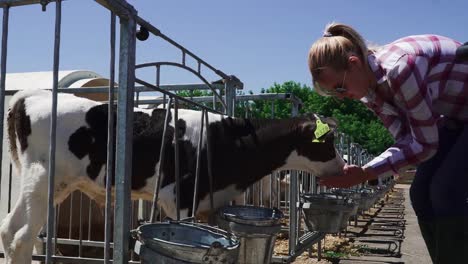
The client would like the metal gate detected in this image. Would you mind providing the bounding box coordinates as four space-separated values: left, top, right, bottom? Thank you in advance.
0 0 240 263
0 1 389 264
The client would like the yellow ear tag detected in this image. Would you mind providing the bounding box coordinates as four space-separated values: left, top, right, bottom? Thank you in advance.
312 119 330 142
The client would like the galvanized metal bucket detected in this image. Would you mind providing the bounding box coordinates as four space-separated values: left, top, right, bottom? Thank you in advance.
300 193 356 233
358 188 377 211
375 185 388 200
216 205 283 264
331 189 361 216
133 221 240 264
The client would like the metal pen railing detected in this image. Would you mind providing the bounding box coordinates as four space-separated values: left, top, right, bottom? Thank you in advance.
0 0 237 263
0 1 388 263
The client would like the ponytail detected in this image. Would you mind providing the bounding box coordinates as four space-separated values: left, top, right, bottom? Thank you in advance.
308 22 369 94
323 22 368 61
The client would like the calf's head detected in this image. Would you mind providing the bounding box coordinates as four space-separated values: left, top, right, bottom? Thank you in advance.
286 114 345 178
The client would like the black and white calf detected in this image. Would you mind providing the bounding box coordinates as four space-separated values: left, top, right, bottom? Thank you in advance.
0 89 345 263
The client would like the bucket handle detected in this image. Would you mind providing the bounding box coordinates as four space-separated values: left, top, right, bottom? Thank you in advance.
172 220 238 241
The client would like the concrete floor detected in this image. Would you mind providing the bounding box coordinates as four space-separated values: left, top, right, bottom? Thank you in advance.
399 184 432 264
338 184 432 264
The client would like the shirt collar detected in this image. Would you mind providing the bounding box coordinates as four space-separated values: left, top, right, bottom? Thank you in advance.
368 53 387 85
360 54 388 105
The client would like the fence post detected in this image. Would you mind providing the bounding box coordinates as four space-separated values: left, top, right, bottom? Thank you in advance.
113 11 137 264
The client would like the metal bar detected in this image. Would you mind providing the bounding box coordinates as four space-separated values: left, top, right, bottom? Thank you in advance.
174 97 180 220
218 88 223 113
150 97 173 222
2 83 226 96
277 171 280 208
104 11 116 264
230 87 236 116
38 237 114 247
189 89 194 101
156 65 162 108
284 171 289 211
87 198 92 239
291 100 300 117
312 175 317 194
135 78 224 115
130 202 136 261
0 0 56 8
293 231 326 258
346 135 351 165
288 94 303 108
54 204 59 254
113 13 136 264
245 100 249 117
225 79 237 116
95 0 137 19
135 16 230 80
191 109 205 219
288 170 298 256
67 192 73 238
235 93 299 102
244 186 249 205
182 50 186 65
136 62 227 109
0 252 140 264
296 174 301 241
46 1 61 262
137 93 299 106
204 110 214 214
79 192 84 257
0 6 9 172
212 89 216 111
269 173 273 208
259 180 263 206
286 97 300 258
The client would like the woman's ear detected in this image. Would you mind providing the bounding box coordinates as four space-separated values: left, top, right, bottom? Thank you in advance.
348 55 363 68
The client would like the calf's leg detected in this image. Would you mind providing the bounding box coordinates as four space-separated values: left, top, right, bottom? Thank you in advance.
8 163 49 264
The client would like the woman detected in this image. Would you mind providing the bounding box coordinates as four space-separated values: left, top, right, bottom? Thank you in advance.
308 22 468 263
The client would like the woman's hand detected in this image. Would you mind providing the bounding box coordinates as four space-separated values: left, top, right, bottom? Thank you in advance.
319 164 377 188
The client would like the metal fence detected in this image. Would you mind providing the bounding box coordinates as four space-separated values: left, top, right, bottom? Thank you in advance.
0 1 387 264
0 0 239 263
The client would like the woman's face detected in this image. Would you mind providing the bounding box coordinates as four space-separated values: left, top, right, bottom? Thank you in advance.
316 56 371 100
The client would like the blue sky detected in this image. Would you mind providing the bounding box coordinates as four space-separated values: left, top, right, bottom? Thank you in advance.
5 0 468 93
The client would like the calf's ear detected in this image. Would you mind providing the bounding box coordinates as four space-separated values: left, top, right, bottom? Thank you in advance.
322 117 338 131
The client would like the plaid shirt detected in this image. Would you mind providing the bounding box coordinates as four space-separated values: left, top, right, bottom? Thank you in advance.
361 35 468 178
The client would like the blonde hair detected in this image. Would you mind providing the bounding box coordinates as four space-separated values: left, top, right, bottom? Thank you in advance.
308 22 368 95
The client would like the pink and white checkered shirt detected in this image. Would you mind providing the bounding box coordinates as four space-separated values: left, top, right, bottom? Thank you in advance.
361 34 468 178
